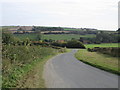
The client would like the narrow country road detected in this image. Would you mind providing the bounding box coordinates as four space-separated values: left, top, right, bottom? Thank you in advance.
43 49 118 88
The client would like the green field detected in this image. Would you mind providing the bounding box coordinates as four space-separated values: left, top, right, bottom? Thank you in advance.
85 43 119 48
14 34 37 40
75 49 119 75
63 28 81 31
42 34 95 40
14 34 95 40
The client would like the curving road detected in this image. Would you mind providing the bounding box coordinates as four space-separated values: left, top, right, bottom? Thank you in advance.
43 49 118 88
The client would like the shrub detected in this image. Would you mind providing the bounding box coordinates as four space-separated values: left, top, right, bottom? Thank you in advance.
2 30 15 45
87 47 120 57
66 40 85 48
2 45 59 87
51 42 61 47
51 40 85 49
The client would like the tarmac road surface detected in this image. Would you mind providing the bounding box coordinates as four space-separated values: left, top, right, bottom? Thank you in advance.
43 49 118 88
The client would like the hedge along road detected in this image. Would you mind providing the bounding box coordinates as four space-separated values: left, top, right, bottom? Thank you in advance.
43 49 118 88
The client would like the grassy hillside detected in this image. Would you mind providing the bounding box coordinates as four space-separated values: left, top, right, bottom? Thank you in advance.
42 34 95 40
75 49 119 75
14 34 95 41
14 34 37 40
63 28 81 31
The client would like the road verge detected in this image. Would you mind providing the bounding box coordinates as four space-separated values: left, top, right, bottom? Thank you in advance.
75 49 120 75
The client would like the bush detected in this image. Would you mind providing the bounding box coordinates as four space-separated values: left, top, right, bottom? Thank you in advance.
51 40 85 49
2 30 15 45
2 29 22 46
87 47 120 57
87 48 93 52
51 42 62 47
66 40 85 48
2 45 59 87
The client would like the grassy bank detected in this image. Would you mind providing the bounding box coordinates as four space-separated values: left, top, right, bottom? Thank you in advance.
2 45 66 88
75 49 119 75
85 43 119 48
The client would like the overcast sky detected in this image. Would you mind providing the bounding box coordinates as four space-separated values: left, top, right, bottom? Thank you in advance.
0 0 119 30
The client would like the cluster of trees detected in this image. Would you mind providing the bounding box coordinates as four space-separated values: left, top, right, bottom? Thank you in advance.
2 30 31 46
32 26 64 31
79 31 119 44
87 47 120 57
95 32 118 43
68 31 97 35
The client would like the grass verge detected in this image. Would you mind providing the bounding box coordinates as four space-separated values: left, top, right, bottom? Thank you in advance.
75 49 119 75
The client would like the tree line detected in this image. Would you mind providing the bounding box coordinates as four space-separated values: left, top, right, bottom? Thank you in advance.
32 26 64 31
79 31 119 44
